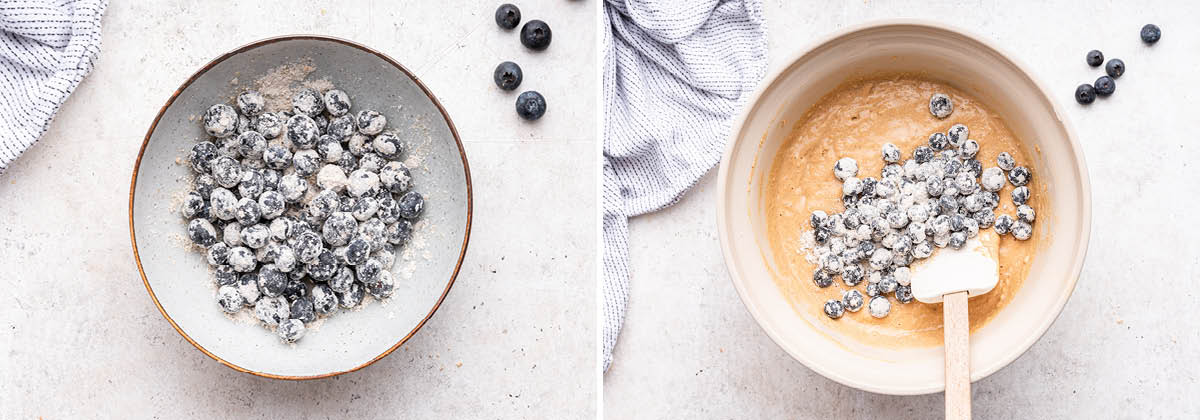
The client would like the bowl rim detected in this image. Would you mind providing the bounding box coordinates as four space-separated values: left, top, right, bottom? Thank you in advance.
716 19 1092 394
128 34 474 380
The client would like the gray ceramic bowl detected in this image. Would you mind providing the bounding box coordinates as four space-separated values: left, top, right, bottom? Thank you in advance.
129 36 472 379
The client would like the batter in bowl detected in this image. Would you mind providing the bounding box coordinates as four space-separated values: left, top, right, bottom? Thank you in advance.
764 75 1046 348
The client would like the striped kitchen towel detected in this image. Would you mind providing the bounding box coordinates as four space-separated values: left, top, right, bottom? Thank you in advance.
0 0 107 175
602 0 767 371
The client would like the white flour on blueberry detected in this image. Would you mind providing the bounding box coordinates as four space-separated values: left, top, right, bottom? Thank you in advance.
173 63 429 343
805 93 1037 320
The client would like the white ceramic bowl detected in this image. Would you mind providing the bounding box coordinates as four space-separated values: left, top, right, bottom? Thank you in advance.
129 36 472 379
717 21 1090 395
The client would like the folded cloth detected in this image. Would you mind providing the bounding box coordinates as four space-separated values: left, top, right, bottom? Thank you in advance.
0 0 107 175
602 0 767 372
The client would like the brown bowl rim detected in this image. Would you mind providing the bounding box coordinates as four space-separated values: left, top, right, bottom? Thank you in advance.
128 34 473 380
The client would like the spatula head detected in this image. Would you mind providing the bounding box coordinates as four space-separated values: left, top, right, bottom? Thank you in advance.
910 230 1000 304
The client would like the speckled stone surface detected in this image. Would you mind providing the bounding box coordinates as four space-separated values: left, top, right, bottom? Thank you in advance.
0 0 595 417
605 2 1200 418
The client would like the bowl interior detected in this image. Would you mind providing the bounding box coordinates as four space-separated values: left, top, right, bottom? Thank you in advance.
719 23 1088 394
131 37 470 378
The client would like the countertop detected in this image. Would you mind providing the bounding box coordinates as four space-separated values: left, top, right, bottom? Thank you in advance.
0 0 596 418
604 1 1199 418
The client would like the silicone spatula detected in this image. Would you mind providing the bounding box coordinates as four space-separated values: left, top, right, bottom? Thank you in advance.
910 230 1000 420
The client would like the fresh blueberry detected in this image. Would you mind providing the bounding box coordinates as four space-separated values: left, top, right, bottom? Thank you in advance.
495 3 521 30
993 214 1015 235
812 269 833 288
1141 24 1161 44
1093 76 1115 96
1008 166 1031 187
842 289 865 312
516 91 547 120
928 93 953 119
289 297 316 323
1011 186 1030 205
823 299 845 319
1105 59 1125 79
895 285 914 304
913 146 934 164
1075 84 1096 105
520 19 552 51
493 61 523 91
1086 50 1104 67
928 132 949 151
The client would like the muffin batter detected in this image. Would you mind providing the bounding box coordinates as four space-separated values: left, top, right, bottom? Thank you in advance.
765 76 1046 348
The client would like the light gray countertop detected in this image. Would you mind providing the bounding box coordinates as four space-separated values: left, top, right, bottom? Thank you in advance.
605 1 1199 418
0 0 596 417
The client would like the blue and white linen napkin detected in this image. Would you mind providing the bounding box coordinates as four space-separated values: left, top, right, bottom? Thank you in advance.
0 0 107 175
602 0 767 371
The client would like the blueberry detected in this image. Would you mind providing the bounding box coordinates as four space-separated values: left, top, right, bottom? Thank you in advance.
188 141 218 174
949 231 967 249
842 290 865 313
493 61 523 91
254 113 283 139
1141 24 1161 44
338 282 365 308
306 250 339 282
865 282 882 298
214 264 239 286
812 269 833 288
237 90 266 116
973 210 996 229
882 143 902 162
398 191 424 220
947 124 968 147
895 285 914 304
520 19 552 51
1105 59 1125 79
322 89 352 117
928 132 949 151
823 299 845 319
929 93 953 119
286 115 319 149
277 319 306 343
913 146 934 163
217 286 245 313
996 152 1016 171
289 297 316 323
495 3 521 29
1093 76 1115 96
356 110 387 135
1008 166 1031 187
993 214 1015 235
814 228 830 245
868 296 891 318
515 91 547 120
282 280 307 301
1086 50 1104 67
842 264 864 287
187 219 218 247
1012 220 1033 240
257 264 287 297
291 87 325 117
960 140 979 159
203 104 238 138
1016 204 1036 223
365 270 395 299
1011 186 1030 205
262 145 292 170
881 163 903 180
926 178 945 197
1074 84 1096 105
878 274 898 294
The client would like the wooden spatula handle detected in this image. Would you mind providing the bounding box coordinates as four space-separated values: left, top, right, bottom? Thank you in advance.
943 291 971 420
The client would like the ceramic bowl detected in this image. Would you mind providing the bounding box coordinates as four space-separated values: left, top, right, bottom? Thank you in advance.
129 36 472 379
717 21 1090 394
